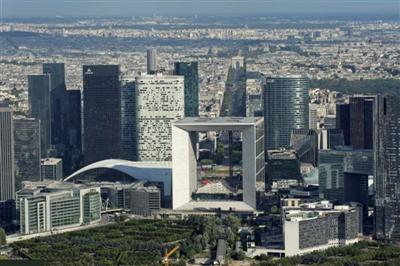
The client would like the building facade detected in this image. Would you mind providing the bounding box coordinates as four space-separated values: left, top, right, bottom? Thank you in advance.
18 185 101 235
263 75 309 150
120 80 137 161
147 48 157 74
283 202 360 256
374 94 400 242
336 103 350 146
0 103 15 201
135 74 184 161
28 74 51 157
13 117 41 190
128 186 161 216
83 65 121 165
41 158 63 180
172 117 265 210
174 62 199 117
349 96 374 150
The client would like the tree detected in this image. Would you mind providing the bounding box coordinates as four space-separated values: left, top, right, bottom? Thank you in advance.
270 206 279 214
231 250 246 260
0 228 6 245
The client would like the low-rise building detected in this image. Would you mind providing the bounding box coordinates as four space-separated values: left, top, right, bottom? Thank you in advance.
41 158 63 180
17 182 101 235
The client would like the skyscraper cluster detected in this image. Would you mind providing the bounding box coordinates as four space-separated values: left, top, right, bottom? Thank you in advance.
0 49 399 248
0 53 200 229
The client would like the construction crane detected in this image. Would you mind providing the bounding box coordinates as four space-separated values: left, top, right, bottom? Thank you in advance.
162 245 180 266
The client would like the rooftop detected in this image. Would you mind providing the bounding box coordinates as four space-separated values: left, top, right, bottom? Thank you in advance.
41 158 62 165
174 116 263 126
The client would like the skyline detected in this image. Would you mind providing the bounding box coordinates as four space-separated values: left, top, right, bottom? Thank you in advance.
1 0 399 19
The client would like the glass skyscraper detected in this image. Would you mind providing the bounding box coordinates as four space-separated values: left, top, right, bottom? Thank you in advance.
263 75 310 150
28 74 51 157
374 94 400 242
174 62 199 117
43 63 67 147
13 117 41 190
83 65 121 165
349 96 375 150
120 80 137 161
0 103 15 201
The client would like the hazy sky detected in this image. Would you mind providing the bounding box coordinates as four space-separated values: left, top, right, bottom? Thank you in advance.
1 0 399 18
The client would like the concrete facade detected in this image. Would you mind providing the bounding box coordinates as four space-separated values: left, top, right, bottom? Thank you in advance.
172 117 264 210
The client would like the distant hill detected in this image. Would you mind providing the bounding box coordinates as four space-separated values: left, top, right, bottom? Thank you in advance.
311 78 400 96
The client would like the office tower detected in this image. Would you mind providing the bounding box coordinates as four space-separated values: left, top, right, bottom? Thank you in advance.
28 74 51 157
264 75 309 150
349 96 374 149
374 95 400 241
319 128 344 149
318 148 373 205
0 103 15 201
246 93 263 117
41 158 63 180
282 201 360 257
135 74 184 161
83 65 121 165
64 89 82 173
266 150 302 185
336 103 350 146
146 48 157 74
128 186 161 216
309 103 319 129
344 172 369 222
174 62 199 117
290 129 319 166
13 117 41 190
120 80 136 161
43 63 67 146
43 63 82 174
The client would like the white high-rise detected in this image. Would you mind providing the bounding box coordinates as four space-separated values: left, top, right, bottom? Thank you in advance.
135 74 184 161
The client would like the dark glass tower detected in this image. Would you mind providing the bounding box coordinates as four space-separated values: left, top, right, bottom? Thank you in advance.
64 90 82 173
43 63 66 146
120 80 137 161
13 117 41 190
83 65 121 165
374 94 400 242
263 75 309 150
0 103 15 201
349 96 374 150
336 103 350 146
28 74 51 157
174 62 199 117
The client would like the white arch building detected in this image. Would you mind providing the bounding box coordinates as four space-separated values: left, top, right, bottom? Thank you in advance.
172 117 265 211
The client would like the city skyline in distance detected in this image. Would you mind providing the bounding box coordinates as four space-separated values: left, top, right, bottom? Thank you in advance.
2 0 399 19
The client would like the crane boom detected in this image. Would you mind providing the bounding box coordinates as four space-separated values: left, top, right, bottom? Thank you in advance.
162 245 180 266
